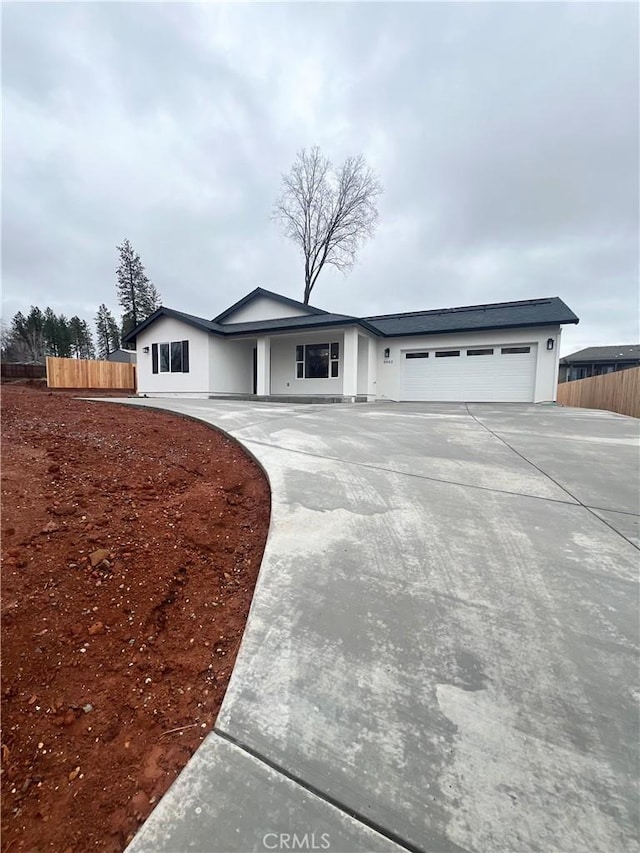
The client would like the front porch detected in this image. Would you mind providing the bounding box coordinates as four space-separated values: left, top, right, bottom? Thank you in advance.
207 393 371 404
219 326 378 402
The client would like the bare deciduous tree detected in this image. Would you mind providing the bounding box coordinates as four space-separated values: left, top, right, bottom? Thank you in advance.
273 147 382 304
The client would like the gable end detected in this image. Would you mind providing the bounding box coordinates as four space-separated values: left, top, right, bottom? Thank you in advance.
213 287 328 324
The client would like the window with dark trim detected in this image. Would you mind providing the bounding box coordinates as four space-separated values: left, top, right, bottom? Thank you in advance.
435 350 460 357
406 352 429 359
170 341 183 372
152 340 190 374
501 346 531 354
159 343 170 372
295 342 339 379
467 348 494 356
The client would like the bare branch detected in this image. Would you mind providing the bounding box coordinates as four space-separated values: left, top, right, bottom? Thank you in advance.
272 147 382 303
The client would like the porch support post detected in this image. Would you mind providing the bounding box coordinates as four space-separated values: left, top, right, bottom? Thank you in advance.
367 335 378 399
342 326 359 400
256 336 271 396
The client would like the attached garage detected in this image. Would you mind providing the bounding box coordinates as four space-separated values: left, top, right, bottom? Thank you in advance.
401 343 538 402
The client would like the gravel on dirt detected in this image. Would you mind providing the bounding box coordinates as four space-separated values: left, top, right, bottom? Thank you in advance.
1 386 270 852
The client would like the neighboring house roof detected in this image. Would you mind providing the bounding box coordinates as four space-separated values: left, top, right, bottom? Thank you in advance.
212 287 328 322
123 293 579 344
107 349 137 363
364 297 579 337
560 345 640 365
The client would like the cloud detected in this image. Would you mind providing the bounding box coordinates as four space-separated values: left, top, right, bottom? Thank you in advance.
2 2 638 356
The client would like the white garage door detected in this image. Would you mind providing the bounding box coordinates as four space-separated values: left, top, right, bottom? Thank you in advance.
400 344 538 402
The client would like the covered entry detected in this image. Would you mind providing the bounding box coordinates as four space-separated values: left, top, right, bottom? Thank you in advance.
400 343 538 402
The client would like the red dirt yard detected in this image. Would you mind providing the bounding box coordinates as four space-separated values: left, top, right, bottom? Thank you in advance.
1 386 270 852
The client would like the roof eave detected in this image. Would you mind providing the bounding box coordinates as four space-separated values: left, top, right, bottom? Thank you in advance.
123 308 216 343
371 319 577 339
221 317 371 336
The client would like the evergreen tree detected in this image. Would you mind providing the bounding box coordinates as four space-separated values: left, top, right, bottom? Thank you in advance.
11 307 47 362
69 316 81 358
116 239 161 345
7 308 96 362
56 314 73 358
80 320 95 359
95 304 121 359
69 316 96 359
43 308 60 355
43 308 72 357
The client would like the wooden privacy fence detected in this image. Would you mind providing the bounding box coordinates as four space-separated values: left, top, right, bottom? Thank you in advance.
46 356 136 390
557 366 640 419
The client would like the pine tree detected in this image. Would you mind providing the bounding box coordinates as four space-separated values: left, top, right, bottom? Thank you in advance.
56 315 74 358
80 320 96 359
95 304 120 359
43 308 73 357
116 239 161 345
7 308 95 361
69 316 83 359
69 316 96 359
11 307 47 362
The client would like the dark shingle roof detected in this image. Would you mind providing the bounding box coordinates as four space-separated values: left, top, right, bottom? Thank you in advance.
122 307 219 342
364 297 578 337
124 294 579 344
560 345 640 364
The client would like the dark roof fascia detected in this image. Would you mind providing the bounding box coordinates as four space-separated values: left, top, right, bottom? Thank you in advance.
357 318 385 336
212 287 328 323
122 307 216 343
367 319 574 339
220 317 380 337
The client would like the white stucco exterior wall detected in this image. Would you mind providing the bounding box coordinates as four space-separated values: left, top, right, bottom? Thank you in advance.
220 296 312 324
374 325 562 403
209 337 254 395
135 316 211 397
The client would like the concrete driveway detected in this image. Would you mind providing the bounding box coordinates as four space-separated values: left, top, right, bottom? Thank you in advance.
111 399 640 853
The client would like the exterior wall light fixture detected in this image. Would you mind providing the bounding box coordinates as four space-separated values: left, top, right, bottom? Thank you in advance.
142 346 150 354
546 338 554 351
384 347 390 358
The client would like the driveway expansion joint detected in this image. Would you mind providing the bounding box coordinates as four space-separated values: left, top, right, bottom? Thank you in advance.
240 436 583 508
465 403 640 551
213 728 423 853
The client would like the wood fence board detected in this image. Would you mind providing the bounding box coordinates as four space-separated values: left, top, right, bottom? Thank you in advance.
557 367 640 419
46 357 136 390
1 363 47 379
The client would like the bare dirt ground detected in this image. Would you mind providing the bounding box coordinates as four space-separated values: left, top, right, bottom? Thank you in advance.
1 385 270 852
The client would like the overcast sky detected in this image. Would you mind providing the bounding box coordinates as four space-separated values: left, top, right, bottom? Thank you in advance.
2 2 638 355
